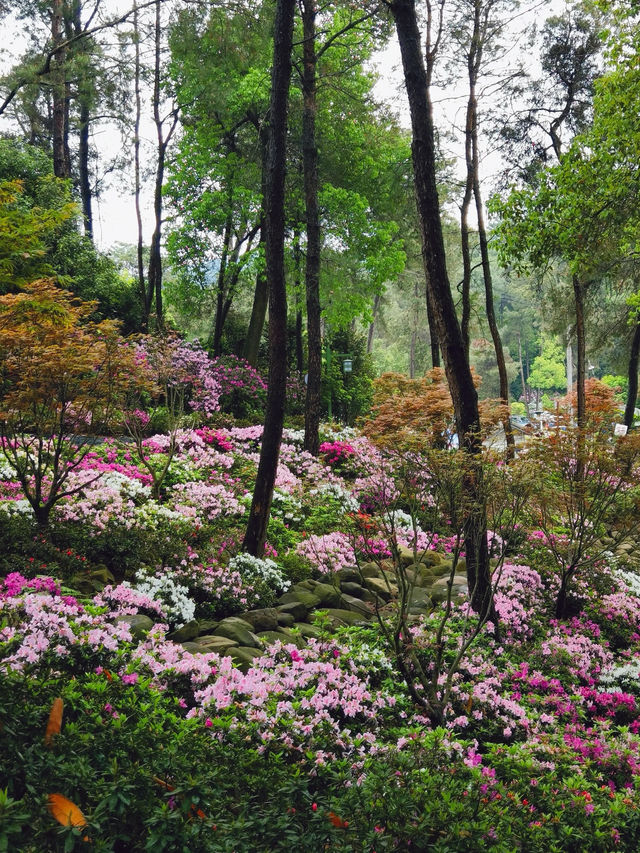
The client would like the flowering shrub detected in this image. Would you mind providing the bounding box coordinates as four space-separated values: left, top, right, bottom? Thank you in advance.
131 571 196 629
295 531 356 575
227 553 291 607
209 354 266 419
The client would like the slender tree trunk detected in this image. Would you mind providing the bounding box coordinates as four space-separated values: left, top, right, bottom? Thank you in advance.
460 86 474 358
367 292 381 354
573 274 586 429
243 128 270 366
212 207 234 355
243 0 296 555
52 0 70 179
146 0 164 329
302 0 322 456
517 330 528 407
133 0 146 321
388 0 496 624
426 292 440 368
77 100 93 240
624 320 640 429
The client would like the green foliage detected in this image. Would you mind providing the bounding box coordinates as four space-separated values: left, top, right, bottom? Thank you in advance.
510 401 526 416
528 338 567 392
323 329 374 424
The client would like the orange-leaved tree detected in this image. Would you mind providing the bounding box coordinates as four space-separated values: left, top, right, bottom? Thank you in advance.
0 279 154 526
363 368 506 450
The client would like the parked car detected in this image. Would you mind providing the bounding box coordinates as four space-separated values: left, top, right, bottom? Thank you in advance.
509 415 531 432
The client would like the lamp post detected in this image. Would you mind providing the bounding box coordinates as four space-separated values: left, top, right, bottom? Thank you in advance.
324 340 353 421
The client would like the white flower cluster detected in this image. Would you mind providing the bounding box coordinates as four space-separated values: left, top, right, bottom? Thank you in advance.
134 502 186 529
132 571 195 629
228 553 291 593
348 641 394 676
309 482 359 513
600 660 640 695
99 470 151 500
0 458 18 480
282 428 305 446
270 489 304 524
0 499 34 517
616 568 640 598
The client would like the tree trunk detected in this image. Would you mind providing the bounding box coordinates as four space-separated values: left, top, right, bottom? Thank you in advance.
573 274 586 429
302 0 322 457
52 0 70 179
389 0 495 624
243 128 270 367
72 2 93 240
367 292 381 354
624 320 640 429
426 290 440 368
517 330 528 408
133 0 146 319
242 0 296 555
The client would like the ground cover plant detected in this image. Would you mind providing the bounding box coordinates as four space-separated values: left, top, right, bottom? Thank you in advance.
3 347 640 849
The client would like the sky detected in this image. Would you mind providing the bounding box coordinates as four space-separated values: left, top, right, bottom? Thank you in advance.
1 0 558 251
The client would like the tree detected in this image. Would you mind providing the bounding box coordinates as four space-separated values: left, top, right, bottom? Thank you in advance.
242 0 297 556
0 279 151 526
385 0 496 624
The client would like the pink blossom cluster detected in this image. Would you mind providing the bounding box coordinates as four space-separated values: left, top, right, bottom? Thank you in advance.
296 531 356 575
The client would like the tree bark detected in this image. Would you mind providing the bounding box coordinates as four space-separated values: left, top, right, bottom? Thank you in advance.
624 320 640 429
52 0 70 179
388 0 496 623
243 127 270 367
242 0 296 555
573 274 586 429
302 0 322 457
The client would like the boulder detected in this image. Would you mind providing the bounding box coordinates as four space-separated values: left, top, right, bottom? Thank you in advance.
230 646 262 672
294 623 324 640
360 562 384 578
339 594 374 616
340 581 368 598
214 617 263 649
278 589 322 609
312 582 344 608
196 635 239 652
363 576 395 601
257 630 298 646
240 608 280 632
115 613 155 640
277 601 309 622
276 610 296 627
324 608 371 627
335 568 362 583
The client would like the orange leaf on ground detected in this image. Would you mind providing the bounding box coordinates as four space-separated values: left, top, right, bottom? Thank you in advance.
328 811 349 828
47 793 87 828
44 698 63 746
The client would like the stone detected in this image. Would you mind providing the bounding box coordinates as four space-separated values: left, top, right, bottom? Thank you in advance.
240 608 279 632
276 610 296 627
275 627 307 648
277 601 309 621
257 630 297 646
339 594 374 616
278 589 322 609
324 608 371 626
166 620 201 642
335 568 362 583
340 581 368 598
196 635 239 652
294 622 324 639
311 582 344 608
214 617 263 649
180 641 206 654
115 613 155 640
396 545 416 567
230 646 262 672
421 551 443 567
360 562 384 578
197 619 220 634
363 576 395 601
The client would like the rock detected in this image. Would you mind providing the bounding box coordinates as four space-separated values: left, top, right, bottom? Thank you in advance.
115 613 155 640
360 562 384 578
257 630 297 646
421 551 443 567
195 635 239 652
340 594 374 616
230 646 262 672
363 576 395 601
276 610 296 627
240 608 280 632
396 545 416 567
335 568 362 583
312 582 344 608
275 627 307 648
340 581 368 598
277 601 309 621
197 619 220 634
294 622 324 639
214 617 263 649
324 608 371 626
180 641 206 654
278 589 322 609
407 588 433 611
